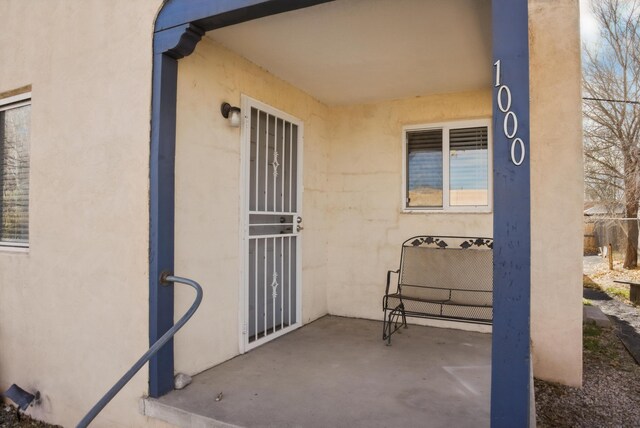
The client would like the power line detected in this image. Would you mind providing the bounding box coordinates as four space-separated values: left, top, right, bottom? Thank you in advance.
583 97 640 105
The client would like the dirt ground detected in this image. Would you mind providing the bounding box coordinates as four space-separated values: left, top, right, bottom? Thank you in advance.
0 405 61 428
535 256 640 427
535 323 640 427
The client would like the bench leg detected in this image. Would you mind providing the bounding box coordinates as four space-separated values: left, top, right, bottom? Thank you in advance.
382 308 389 341
382 308 394 345
386 310 394 346
382 304 406 346
401 303 408 329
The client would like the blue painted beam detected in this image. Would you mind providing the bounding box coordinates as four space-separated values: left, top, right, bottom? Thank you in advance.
157 0 334 33
491 0 531 427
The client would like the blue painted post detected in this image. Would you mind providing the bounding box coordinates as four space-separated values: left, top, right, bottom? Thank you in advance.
149 52 178 398
149 24 204 398
491 1 531 427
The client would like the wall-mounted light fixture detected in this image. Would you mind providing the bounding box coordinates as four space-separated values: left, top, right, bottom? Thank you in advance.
220 102 241 128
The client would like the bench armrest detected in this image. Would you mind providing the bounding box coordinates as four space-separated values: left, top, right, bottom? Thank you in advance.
385 269 400 296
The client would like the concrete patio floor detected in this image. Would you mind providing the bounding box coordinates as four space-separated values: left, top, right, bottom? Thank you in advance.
143 316 491 428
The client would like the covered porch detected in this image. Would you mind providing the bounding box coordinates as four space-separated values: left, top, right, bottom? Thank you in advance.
149 0 534 427
143 316 491 427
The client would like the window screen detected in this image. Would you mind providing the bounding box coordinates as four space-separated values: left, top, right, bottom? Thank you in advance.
406 129 443 208
449 126 489 206
1 100 30 245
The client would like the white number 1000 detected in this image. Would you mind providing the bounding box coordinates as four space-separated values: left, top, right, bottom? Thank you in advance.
494 60 525 166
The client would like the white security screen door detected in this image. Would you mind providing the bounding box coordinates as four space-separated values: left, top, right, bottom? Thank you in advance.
241 96 303 351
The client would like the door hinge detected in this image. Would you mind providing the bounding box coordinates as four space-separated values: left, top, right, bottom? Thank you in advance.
242 323 247 335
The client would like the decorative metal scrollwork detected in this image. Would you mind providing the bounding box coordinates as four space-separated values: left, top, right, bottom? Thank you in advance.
270 271 279 299
272 150 279 178
407 236 493 249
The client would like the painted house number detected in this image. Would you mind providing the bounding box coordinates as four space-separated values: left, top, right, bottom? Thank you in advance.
494 60 525 166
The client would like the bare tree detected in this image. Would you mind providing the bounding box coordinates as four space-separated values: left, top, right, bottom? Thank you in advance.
583 0 640 268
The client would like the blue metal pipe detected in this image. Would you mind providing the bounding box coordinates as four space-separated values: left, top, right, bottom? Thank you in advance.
76 275 202 427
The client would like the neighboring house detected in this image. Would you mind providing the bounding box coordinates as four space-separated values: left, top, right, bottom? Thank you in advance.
0 0 582 427
584 202 625 217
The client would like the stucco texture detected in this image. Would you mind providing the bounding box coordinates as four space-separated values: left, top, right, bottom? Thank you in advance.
175 35 494 379
175 0 583 386
326 93 493 325
0 1 163 426
529 0 584 386
174 37 332 376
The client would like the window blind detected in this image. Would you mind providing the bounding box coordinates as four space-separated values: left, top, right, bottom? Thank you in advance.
449 127 488 151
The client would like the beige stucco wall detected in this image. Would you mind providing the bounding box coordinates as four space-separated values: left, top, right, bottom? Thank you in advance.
174 37 332 376
529 0 583 386
0 1 163 426
326 92 493 327
173 37 495 377
176 0 584 386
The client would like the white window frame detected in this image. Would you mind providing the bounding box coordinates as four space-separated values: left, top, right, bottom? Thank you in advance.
402 118 492 213
0 92 31 249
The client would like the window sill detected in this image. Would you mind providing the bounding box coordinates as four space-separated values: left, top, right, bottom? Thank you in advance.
0 245 29 254
402 209 492 215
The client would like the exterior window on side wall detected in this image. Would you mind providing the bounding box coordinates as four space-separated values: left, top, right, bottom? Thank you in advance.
0 93 31 247
404 119 492 212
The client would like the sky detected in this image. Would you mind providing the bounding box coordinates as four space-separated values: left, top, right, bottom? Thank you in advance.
580 0 600 47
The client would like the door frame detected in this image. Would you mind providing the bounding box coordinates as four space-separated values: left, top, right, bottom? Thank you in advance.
238 94 304 354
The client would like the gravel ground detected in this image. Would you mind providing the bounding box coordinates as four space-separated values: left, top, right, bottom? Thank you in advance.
535 257 640 427
0 405 60 428
535 323 640 427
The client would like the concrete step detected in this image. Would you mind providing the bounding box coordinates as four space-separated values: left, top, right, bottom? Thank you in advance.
583 305 611 328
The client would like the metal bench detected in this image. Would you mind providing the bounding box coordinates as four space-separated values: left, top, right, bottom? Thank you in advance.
613 280 640 304
382 236 493 345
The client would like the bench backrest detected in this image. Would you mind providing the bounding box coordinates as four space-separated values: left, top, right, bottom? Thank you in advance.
398 236 493 306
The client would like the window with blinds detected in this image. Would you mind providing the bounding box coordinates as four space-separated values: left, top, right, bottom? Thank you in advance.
404 120 491 211
0 94 31 246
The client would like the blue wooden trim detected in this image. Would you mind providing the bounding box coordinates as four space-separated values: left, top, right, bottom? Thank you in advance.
491 1 531 427
157 0 333 33
154 24 206 57
149 24 203 398
149 51 178 398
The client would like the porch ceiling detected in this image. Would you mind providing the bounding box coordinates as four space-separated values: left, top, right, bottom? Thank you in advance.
207 0 492 106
